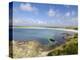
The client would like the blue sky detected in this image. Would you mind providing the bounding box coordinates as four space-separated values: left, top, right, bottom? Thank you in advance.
11 2 78 27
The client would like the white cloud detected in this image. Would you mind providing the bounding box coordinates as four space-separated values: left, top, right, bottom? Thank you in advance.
72 11 76 16
65 11 76 17
65 12 71 16
20 3 38 12
37 20 42 24
13 18 48 26
48 9 56 17
37 20 44 24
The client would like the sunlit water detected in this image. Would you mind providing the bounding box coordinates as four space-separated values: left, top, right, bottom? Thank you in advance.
11 28 75 45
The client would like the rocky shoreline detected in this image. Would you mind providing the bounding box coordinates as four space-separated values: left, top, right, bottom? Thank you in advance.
10 40 51 58
9 33 78 58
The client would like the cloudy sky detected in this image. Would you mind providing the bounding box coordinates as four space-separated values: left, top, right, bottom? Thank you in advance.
10 2 78 27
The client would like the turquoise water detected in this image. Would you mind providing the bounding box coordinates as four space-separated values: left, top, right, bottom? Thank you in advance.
13 28 74 45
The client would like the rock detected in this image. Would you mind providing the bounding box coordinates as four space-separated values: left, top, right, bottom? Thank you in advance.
12 40 45 58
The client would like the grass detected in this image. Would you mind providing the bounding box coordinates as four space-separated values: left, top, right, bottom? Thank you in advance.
47 33 78 56
9 32 78 58
15 26 32 28
64 27 78 30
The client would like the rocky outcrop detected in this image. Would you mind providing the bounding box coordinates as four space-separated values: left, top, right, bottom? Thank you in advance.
12 40 47 58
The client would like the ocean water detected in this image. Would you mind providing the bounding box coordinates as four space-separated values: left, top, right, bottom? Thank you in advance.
12 28 74 45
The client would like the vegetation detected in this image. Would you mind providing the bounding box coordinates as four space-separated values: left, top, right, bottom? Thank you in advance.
64 27 78 30
10 40 46 58
9 33 78 58
47 33 78 56
15 26 78 30
15 26 32 28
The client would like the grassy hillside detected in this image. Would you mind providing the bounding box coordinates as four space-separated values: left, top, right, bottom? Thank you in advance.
65 27 78 30
9 33 78 58
47 33 78 56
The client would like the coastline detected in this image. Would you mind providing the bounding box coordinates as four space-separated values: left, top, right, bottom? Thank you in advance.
13 27 78 33
10 32 78 58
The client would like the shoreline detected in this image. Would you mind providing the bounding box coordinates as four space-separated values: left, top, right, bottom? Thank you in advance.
9 33 78 58
13 27 78 33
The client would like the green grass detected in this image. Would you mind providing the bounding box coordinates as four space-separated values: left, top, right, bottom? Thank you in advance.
47 33 78 56
15 26 32 28
64 27 78 30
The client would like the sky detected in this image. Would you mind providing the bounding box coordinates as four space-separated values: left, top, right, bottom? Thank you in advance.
10 2 78 27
